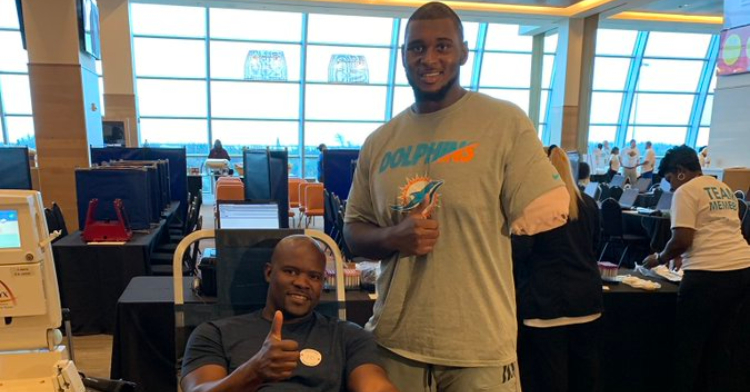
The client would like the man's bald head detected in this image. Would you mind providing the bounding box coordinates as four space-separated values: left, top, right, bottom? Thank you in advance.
271 235 326 267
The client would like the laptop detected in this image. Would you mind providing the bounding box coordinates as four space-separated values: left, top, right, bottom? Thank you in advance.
584 182 599 198
216 200 280 229
634 177 652 193
609 174 626 188
618 188 639 209
659 178 671 192
655 191 673 210
636 192 673 216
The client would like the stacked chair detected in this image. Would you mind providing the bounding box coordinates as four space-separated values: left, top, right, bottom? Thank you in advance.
150 195 202 276
215 177 244 201
303 184 324 228
324 190 356 262
288 178 304 226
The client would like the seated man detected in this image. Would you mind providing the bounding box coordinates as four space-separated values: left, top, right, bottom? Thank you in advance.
180 235 398 392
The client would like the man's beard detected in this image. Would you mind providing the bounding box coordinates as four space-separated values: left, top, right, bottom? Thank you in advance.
408 74 459 103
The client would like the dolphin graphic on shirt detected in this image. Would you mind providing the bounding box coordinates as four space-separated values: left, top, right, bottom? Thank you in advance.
391 179 444 213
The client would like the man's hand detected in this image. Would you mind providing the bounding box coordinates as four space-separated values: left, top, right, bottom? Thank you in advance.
248 311 299 383
389 199 439 257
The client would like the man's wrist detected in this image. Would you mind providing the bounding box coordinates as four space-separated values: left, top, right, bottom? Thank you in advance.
656 252 663 265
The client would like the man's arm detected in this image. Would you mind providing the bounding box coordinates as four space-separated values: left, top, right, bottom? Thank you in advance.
345 200 439 260
181 364 261 392
347 364 400 392
181 311 299 392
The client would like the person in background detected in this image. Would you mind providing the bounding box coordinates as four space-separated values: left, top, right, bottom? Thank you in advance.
592 144 606 174
317 144 328 183
578 162 591 188
602 140 611 158
607 147 621 182
698 146 710 168
208 139 233 175
209 139 231 161
513 145 602 392
344 2 569 390
642 145 750 392
640 141 656 179
621 139 641 185
180 235 399 392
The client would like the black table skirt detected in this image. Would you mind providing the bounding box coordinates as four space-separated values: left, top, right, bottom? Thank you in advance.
52 221 167 335
113 274 678 392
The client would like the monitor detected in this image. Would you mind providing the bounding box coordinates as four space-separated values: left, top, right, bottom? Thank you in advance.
656 191 673 211
0 209 21 249
584 182 599 198
609 174 626 188
634 177 652 193
0 147 32 190
619 188 639 209
217 201 280 229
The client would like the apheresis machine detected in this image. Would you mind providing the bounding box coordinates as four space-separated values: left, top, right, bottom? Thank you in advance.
0 190 84 391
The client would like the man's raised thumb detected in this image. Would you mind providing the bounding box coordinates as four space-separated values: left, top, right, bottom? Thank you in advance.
269 310 283 340
408 198 431 219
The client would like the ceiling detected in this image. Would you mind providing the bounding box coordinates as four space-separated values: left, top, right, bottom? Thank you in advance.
172 0 724 32
634 0 722 15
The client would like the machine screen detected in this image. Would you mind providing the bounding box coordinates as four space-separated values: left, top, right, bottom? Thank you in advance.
0 209 21 248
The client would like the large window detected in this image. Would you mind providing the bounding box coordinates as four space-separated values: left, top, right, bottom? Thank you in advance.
132 5 542 179
0 0 33 147
132 6 719 180
588 29 716 156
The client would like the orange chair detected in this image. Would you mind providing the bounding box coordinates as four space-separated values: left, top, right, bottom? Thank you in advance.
289 178 303 209
216 180 244 201
297 182 315 227
288 178 304 226
304 184 324 228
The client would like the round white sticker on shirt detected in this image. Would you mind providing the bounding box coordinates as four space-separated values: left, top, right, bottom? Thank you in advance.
299 348 322 367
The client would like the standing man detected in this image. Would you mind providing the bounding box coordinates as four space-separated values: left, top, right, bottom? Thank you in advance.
592 143 606 174
343 2 569 391
602 140 611 157
641 141 656 179
621 139 641 186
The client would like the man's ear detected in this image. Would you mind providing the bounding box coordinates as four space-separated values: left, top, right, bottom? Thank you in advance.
264 263 272 283
401 44 408 68
460 41 469 65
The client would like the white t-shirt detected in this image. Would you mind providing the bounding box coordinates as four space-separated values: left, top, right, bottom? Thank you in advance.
671 175 750 271
641 147 656 173
609 154 621 172
621 147 640 168
593 149 606 173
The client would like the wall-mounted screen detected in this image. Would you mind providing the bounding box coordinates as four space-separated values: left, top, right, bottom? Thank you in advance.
717 25 750 76
79 0 101 59
0 210 21 249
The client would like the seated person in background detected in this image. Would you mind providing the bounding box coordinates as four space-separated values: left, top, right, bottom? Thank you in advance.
578 161 591 188
180 235 399 392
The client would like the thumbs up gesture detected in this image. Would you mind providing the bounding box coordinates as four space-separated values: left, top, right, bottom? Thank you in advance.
390 199 440 257
249 311 300 382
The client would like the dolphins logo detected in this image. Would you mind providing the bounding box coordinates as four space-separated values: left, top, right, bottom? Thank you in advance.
391 176 444 217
